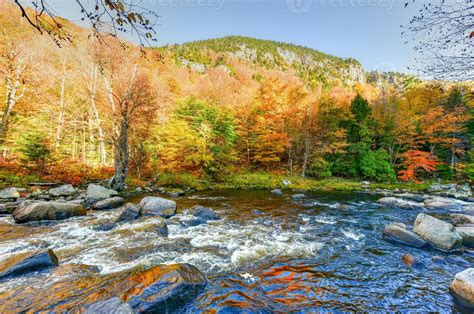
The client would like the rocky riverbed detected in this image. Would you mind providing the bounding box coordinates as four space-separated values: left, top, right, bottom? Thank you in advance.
1 183 474 312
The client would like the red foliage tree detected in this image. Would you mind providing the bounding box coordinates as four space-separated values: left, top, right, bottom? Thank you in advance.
398 150 441 183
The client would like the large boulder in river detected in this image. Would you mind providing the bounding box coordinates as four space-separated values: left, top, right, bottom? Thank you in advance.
456 226 474 247
48 184 76 197
85 184 118 204
0 263 207 313
0 187 20 200
0 249 58 280
139 196 177 218
93 197 124 210
378 197 424 210
382 223 426 248
450 268 474 308
413 213 462 251
116 203 142 223
12 201 86 223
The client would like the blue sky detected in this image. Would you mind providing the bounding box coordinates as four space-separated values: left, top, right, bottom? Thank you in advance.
42 0 422 73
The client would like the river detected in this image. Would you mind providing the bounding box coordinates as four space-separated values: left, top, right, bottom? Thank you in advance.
0 190 472 312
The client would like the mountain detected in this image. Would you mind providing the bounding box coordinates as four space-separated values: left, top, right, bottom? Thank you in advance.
159 36 367 88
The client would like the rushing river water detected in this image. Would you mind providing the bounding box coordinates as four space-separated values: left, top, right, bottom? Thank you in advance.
0 190 473 312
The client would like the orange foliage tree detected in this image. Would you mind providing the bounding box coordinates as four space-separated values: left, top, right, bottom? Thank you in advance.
398 150 441 182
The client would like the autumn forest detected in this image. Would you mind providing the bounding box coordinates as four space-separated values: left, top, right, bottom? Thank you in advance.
0 3 473 191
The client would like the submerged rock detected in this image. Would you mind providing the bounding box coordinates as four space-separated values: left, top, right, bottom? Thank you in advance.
0 187 20 200
0 249 58 280
0 263 207 313
93 197 125 210
450 268 474 308
85 298 133 314
382 223 426 248
140 196 177 218
48 184 76 197
94 222 117 232
377 197 424 210
413 213 462 251
292 194 305 199
179 217 206 228
402 254 421 268
116 203 142 223
156 221 169 237
187 205 220 221
12 202 86 223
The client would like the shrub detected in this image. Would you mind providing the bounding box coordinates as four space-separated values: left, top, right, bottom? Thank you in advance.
359 149 396 182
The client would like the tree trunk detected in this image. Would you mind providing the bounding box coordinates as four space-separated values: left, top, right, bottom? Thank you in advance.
102 76 119 140
0 60 26 145
113 117 129 191
55 57 67 150
301 138 310 177
87 64 107 164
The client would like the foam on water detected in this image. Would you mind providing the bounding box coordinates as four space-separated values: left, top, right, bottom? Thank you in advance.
342 229 365 241
0 208 325 277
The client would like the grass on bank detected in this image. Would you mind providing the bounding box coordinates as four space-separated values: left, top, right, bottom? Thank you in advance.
153 172 430 192
0 169 430 193
213 172 430 192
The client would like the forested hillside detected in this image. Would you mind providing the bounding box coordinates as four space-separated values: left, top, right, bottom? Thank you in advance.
0 4 473 189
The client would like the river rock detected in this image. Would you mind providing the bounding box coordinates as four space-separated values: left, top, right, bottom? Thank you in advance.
413 213 462 251
429 183 472 199
179 217 206 228
93 197 125 210
139 196 177 218
48 184 76 197
168 189 185 198
378 197 424 210
187 205 220 221
382 223 426 248
85 298 133 314
271 189 283 196
450 268 474 308
450 214 474 226
0 187 20 200
456 227 474 247
85 184 117 203
424 198 463 211
12 201 86 223
292 194 305 199
156 221 169 237
0 203 9 214
96 223 117 232
0 249 59 280
0 263 207 313
402 254 421 267
116 203 142 223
